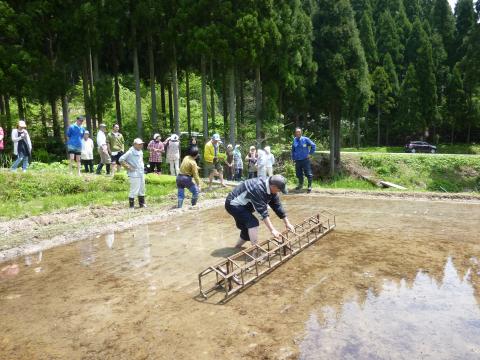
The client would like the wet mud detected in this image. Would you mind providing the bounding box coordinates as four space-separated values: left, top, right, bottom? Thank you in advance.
1 195 480 359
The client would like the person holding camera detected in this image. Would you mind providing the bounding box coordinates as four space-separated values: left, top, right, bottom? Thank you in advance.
11 120 32 172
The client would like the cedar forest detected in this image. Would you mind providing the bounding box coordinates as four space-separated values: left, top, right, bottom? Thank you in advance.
0 0 479 173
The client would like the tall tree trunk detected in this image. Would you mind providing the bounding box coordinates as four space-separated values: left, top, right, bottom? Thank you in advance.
93 53 102 124
5 96 11 137
168 81 174 133
356 117 361 149
377 99 381 146
61 94 69 136
172 45 180 135
334 115 341 169
0 95 5 116
40 103 49 138
133 27 143 138
240 74 245 124
160 80 167 129
50 96 61 141
16 96 25 120
329 112 335 177
114 72 122 127
222 73 228 140
254 66 262 149
467 123 471 144
148 35 158 132
88 48 96 131
450 123 454 145
82 58 92 131
201 55 208 139
209 58 216 131
227 65 236 146
186 69 191 136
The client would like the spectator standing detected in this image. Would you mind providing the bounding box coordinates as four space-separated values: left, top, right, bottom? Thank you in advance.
204 133 226 189
233 144 243 181
164 134 181 176
176 146 202 208
11 120 32 172
96 123 111 175
264 146 275 176
147 133 164 174
0 126 4 158
119 138 146 209
107 124 125 176
246 146 257 179
81 130 94 173
66 116 85 176
291 128 316 193
257 149 267 177
225 144 234 181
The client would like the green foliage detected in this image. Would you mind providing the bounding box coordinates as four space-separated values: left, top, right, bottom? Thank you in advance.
0 168 177 218
360 153 480 192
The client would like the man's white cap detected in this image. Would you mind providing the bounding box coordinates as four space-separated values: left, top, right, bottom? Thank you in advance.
170 134 179 141
212 133 221 141
18 120 27 128
153 133 160 140
133 138 144 145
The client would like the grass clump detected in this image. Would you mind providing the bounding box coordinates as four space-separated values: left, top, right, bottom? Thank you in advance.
0 169 177 218
360 154 480 192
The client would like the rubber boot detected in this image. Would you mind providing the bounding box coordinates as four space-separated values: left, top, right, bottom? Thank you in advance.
129 197 135 209
191 196 198 206
177 199 184 208
138 196 146 208
106 164 111 175
96 163 103 175
295 181 303 191
307 178 312 193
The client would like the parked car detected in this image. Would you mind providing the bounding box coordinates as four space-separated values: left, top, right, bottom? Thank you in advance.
404 141 437 153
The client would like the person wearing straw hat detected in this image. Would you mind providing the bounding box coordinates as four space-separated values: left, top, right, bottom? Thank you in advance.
66 116 85 176
11 120 32 172
147 133 165 174
119 138 147 209
225 175 294 248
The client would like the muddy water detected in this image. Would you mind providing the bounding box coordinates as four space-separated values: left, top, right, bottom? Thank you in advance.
1 195 480 360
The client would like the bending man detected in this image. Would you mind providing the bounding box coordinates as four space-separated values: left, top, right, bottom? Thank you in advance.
225 175 294 248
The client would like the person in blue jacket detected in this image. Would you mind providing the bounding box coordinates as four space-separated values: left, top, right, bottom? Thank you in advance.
291 127 316 193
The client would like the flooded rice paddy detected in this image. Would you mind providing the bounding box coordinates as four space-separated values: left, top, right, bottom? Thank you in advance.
1 195 480 359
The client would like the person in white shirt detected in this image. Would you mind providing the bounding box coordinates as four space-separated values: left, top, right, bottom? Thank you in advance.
81 131 95 173
164 134 181 176
119 138 146 209
96 123 111 175
264 146 275 176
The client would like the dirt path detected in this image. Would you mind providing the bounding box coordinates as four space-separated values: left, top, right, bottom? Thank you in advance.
0 194 479 359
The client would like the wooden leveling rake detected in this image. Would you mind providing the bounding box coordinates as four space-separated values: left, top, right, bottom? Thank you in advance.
198 211 336 302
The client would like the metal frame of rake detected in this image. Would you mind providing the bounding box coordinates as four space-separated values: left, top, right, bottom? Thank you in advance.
198 211 336 302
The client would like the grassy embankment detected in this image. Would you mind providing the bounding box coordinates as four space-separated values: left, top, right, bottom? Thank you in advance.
0 163 178 219
310 153 480 192
341 143 480 154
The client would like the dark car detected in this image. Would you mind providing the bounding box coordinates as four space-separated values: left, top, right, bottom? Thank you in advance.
404 141 437 154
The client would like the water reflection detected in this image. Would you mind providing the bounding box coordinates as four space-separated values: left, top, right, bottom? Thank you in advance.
299 258 480 360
